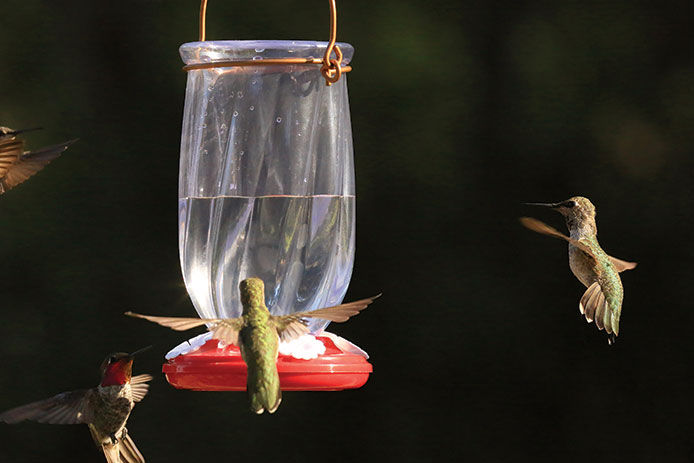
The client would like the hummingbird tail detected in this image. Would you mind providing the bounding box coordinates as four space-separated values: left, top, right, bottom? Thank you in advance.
101 443 121 463
248 368 282 414
250 385 282 414
94 427 144 463
119 432 145 463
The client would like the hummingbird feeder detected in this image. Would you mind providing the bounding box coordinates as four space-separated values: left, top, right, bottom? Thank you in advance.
164 0 372 391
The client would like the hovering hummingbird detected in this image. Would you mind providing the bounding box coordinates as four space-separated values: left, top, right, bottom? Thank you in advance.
0 126 77 194
0 348 152 463
520 196 637 344
126 277 380 414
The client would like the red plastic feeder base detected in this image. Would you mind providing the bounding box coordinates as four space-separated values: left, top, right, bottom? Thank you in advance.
162 336 372 391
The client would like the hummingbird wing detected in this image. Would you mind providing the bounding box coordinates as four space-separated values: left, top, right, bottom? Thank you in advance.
125 311 221 330
130 374 153 403
519 217 596 258
125 311 244 346
607 255 638 272
0 389 92 425
209 318 244 346
272 295 381 342
0 139 76 193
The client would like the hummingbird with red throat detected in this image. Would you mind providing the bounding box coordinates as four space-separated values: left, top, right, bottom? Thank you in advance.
0 126 77 194
127 277 379 414
0 347 152 463
520 196 637 344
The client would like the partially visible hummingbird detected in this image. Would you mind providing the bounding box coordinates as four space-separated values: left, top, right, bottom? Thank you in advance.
0 348 153 463
520 196 637 344
127 277 380 414
0 126 77 194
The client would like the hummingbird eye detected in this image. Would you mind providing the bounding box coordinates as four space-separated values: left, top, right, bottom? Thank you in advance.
564 201 577 208
109 356 117 363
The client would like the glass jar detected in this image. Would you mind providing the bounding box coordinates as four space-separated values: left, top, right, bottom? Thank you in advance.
178 40 356 333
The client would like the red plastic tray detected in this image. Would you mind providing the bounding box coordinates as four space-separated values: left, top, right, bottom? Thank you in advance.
162 336 372 391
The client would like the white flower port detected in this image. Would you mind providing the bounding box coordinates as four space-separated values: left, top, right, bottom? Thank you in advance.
165 331 368 361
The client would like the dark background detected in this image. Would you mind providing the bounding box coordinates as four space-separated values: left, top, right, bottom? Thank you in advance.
1 0 693 461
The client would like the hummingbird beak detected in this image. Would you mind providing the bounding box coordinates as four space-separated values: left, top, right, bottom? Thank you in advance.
128 345 153 358
524 202 562 209
7 127 43 136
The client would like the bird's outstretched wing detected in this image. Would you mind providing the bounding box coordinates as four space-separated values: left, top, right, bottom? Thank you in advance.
0 139 77 193
520 217 636 271
130 374 153 403
0 389 92 425
608 255 638 272
519 217 596 258
125 311 243 346
125 311 218 330
579 281 619 338
208 318 245 346
272 295 381 342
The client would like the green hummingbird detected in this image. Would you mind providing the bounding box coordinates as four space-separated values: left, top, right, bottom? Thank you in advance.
0 126 77 194
520 196 637 344
126 277 380 414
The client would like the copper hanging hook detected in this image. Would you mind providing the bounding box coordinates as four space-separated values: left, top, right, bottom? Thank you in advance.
319 0 343 86
188 0 351 85
199 0 208 42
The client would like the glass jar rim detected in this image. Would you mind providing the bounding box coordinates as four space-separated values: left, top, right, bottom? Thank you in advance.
180 40 354 66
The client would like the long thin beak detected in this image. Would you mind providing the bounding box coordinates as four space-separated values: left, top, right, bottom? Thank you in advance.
129 345 153 358
524 202 561 208
7 127 43 136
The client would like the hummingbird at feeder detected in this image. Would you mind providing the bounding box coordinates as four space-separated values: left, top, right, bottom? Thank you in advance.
520 196 637 344
0 126 77 194
0 348 153 463
126 277 380 414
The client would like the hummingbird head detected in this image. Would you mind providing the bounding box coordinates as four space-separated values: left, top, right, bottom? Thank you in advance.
100 353 134 386
99 346 150 387
0 127 16 138
526 196 597 235
239 277 267 314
